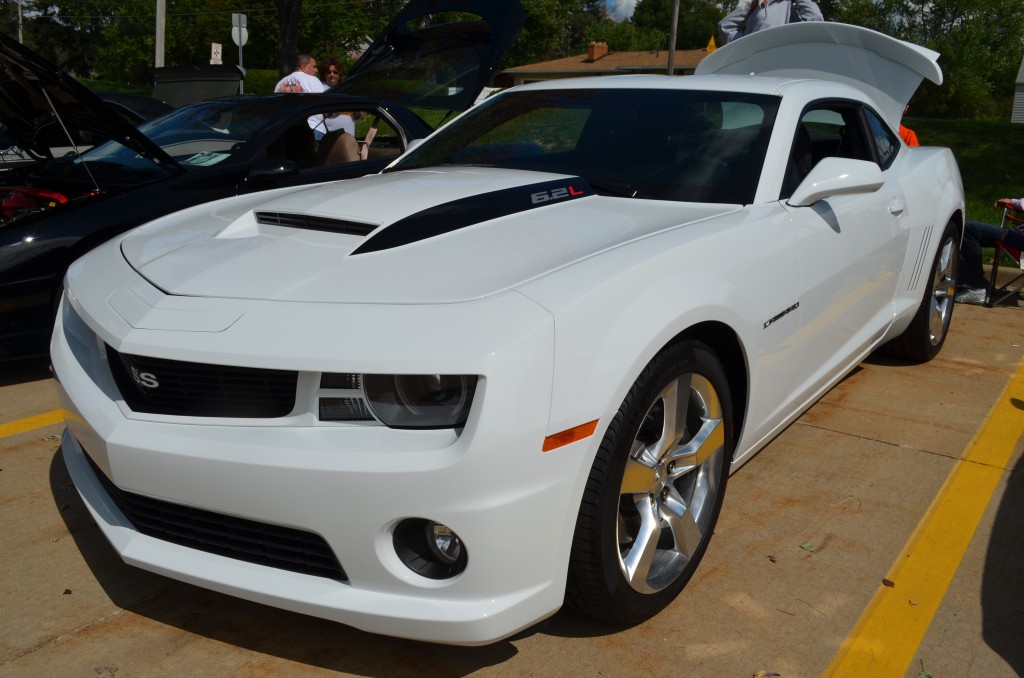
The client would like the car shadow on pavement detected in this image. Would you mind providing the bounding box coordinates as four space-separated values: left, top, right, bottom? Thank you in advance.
0 357 52 387
981 439 1024 674
47 450 613 673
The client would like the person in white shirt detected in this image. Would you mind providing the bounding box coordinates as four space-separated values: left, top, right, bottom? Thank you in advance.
274 53 334 139
274 53 326 93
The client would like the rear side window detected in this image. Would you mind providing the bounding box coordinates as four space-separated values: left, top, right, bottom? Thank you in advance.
865 108 899 170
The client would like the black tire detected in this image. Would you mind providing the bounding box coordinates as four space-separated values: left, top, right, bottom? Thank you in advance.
566 338 733 624
887 219 958 362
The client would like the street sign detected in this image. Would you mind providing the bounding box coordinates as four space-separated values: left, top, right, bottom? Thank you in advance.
210 42 222 65
231 13 248 93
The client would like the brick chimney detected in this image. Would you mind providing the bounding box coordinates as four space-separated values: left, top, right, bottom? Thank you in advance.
586 42 608 62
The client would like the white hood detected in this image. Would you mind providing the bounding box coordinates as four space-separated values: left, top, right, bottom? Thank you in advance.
696 22 942 131
120 168 739 304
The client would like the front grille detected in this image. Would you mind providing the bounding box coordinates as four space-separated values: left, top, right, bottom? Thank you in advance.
106 346 297 418
85 453 347 581
255 211 376 236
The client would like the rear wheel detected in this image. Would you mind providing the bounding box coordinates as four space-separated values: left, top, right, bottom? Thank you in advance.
888 219 958 362
567 339 733 624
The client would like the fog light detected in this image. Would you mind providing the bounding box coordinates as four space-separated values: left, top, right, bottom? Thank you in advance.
393 518 468 580
426 523 462 565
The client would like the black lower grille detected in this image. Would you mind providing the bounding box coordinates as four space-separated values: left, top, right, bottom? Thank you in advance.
85 453 347 582
106 345 297 418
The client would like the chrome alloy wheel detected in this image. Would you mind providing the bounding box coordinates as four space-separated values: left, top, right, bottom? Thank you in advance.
616 372 726 594
928 234 957 346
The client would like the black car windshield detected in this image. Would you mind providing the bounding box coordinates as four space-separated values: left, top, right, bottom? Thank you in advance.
388 88 780 204
140 101 275 166
88 100 272 169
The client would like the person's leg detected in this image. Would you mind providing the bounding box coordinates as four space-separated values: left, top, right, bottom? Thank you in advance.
958 220 990 289
1003 224 1024 251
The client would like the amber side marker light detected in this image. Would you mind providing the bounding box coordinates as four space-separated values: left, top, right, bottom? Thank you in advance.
542 419 599 452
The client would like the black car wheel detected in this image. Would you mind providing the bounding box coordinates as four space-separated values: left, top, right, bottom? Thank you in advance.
887 218 958 362
567 338 733 624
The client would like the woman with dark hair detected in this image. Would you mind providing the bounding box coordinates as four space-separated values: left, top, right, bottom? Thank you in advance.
321 56 345 88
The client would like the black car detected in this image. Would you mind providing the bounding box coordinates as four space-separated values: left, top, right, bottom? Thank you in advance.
0 0 523 360
1 92 172 172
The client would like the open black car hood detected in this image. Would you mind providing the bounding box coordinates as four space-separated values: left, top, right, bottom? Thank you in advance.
335 0 524 112
0 32 177 168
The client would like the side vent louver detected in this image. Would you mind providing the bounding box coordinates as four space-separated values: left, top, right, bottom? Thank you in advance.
255 211 376 237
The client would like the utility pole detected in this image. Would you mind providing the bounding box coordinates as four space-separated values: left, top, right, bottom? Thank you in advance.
667 0 680 74
155 0 166 67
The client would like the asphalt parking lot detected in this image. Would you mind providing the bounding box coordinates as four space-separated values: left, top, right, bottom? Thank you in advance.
1 302 1022 677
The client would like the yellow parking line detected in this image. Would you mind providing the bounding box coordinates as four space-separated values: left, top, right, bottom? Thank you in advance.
824 354 1024 677
0 410 66 439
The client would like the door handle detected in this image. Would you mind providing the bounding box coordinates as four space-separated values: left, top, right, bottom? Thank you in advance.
888 200 906 217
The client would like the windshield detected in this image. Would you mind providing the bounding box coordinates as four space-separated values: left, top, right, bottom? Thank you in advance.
388 88 780 204
85 100 271 170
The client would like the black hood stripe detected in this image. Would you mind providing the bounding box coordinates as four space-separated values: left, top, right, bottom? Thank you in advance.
351 177 594 255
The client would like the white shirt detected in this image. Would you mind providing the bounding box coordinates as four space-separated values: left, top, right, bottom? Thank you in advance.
273 71 326 94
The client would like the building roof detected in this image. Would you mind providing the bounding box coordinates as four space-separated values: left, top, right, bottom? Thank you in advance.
503 48 709 77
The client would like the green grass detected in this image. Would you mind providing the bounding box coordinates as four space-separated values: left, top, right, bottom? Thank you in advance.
909 117 1024 267
908 117 1024 224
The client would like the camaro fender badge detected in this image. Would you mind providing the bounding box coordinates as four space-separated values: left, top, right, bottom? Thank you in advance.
130 366 160 389
763 302 799 329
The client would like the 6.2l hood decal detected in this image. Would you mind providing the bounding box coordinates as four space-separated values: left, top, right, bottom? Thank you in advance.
351 177 594 255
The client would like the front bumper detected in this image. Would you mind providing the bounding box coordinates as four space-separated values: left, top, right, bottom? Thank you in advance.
51 248 604 645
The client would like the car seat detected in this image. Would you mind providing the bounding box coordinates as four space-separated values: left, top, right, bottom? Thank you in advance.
317 130 360 165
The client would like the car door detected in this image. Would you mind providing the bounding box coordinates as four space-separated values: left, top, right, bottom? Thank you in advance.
241 105 411 194
783 101 907 403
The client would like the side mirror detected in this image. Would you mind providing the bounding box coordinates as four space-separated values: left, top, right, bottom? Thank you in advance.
247 158 299 182
405 138 425 153
787 157 884 207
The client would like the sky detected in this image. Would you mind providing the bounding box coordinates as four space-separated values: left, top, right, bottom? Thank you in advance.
606 0 637 21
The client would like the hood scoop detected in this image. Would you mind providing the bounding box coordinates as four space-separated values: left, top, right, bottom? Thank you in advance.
254 211 377 237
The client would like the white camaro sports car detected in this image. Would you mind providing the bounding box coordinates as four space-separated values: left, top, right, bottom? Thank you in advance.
53 23 964 645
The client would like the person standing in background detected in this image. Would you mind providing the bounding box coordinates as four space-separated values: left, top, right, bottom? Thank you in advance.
321 56 344 89
900 104 919 147
718 0 823 44
274 53 326 94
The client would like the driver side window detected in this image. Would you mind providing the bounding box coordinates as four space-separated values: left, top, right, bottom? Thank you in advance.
782 103 873 199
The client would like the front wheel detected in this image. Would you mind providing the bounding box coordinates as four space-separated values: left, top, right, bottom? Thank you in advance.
887 219 958 362
566 339 733 624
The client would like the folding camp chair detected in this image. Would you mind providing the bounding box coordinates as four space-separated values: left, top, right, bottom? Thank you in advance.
985 202 1024 307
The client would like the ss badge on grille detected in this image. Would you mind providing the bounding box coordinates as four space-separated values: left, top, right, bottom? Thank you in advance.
130 366 159 389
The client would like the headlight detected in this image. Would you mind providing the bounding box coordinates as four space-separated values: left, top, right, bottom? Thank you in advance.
319 373 477 429
364 374 477 429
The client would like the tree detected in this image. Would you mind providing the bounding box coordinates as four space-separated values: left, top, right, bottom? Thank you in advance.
505 0 603 66
632 0 732 49
275 0 301 76
2 0 20 38
582 17 667 51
